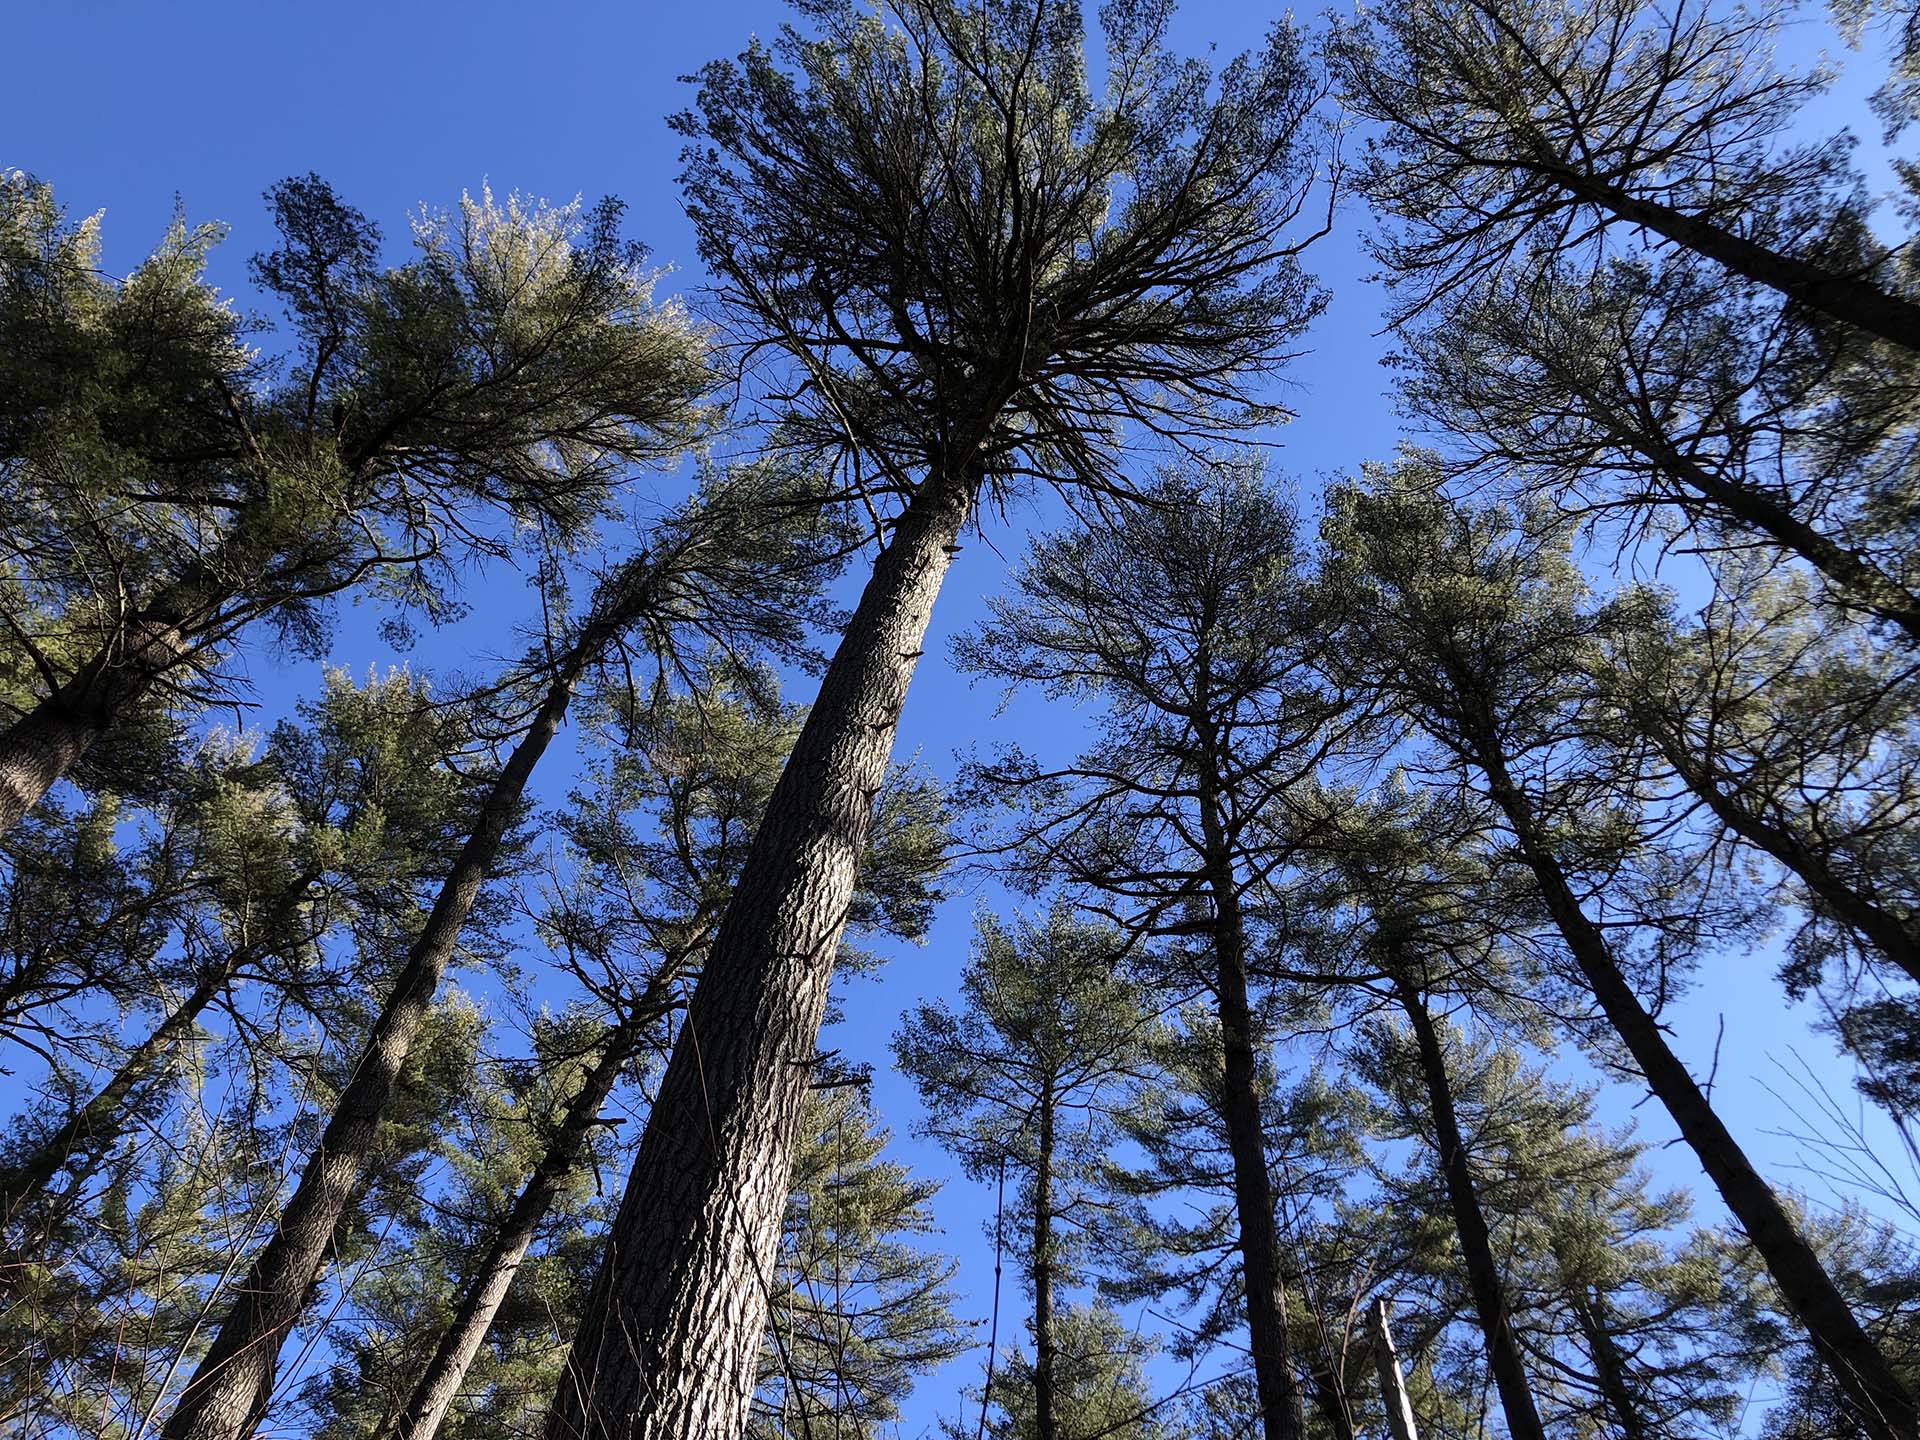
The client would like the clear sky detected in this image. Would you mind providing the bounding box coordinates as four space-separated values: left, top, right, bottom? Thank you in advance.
3 2 1910 1435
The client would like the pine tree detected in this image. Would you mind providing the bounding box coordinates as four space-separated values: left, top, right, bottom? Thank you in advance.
160 471 843 1440
0 174 714 834
552 3 1331 1427
896 905 1160 1440
1321 471 1915 1439
752 1087 967 1438
954 461 1364 1440
1327 0 1920 350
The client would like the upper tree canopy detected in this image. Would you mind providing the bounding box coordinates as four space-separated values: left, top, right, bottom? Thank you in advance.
672 0 1329 508
0 170 714 725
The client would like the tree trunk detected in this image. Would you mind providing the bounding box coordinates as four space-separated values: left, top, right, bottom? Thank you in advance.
1196 759 1308 1440
1394 973 1548 1440
1 877 317 1226
392 1024 637 1440
1568 382 1920 645
1190 687 1308 1440
1475 738 1919 1440
1305 1353 1356 1440
1571 1286 1652 1440
159 647 591 1440
1368 1298 1420 1440
0 617 193 836
1640 722 1920 984
1563 171 1920 357
1033 1075 1059 1440
544 470 974 1440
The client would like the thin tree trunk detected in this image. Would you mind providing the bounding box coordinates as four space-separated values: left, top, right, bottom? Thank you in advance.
0 618 193 836
1305 1353 1355 1440
1571 1286 1652 1440
1475 737 1918 1440
392 1024 637 1440
160 643 595 1440
4 970 220 1224
1564 170 1920 356
1196 755 1308 1440
1394 973 1548 1440
545 469 975 1440
1 877 317 1224
1638 721 1920 983
1570 378 1920 645
1033 1076 1058 1440
1198 833 1305 1440
1369 1298 1420 1440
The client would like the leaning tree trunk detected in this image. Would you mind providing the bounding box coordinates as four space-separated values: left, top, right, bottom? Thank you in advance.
1196 745 1308 1440
1570 1285 1653 1440
0 874 317 1227
1558 168 1920 356
1637 720 1920 984
1369 1299 1421 1440
544 469 975 1440
393 1023 639 1440
1394 971 1548 1440
1475 736 1919 1440
1033 1074 1059 1440
159 644 595 1440
0 615 196 836
1573 391 1920 645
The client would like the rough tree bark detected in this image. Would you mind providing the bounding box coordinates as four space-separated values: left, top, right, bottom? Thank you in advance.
1393 968 1548 1440
545 469 975 1440
1636 722 1920 984
0 616 196 836
1474 734 1918 1440
391 1023 640 1440
160 639 597 1440
1196 734 1308 1440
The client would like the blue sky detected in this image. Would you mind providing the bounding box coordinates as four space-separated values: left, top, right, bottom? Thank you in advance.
4 1 1913 1434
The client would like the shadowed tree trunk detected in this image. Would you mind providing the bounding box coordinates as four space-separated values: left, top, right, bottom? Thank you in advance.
1033 1072 1059 1440
1570 389 1920 645
0 874 315 1229
1571 1285 1652 1440
1635 720 1920 983
1392 965 1547 1440
1552 167 1920 356
392 1021 641 1440
160 630 605 1440
1472 733 1919 1440
1197 738 1308 1440
545 470 974 1440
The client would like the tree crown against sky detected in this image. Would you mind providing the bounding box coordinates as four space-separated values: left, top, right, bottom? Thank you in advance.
672 0 1331 509
7 0 1920 1436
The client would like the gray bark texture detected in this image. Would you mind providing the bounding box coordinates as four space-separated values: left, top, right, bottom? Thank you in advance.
1476 739 1918 1440
159 656 586 1440
545 472 973 1440
1395 973 1547 1440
